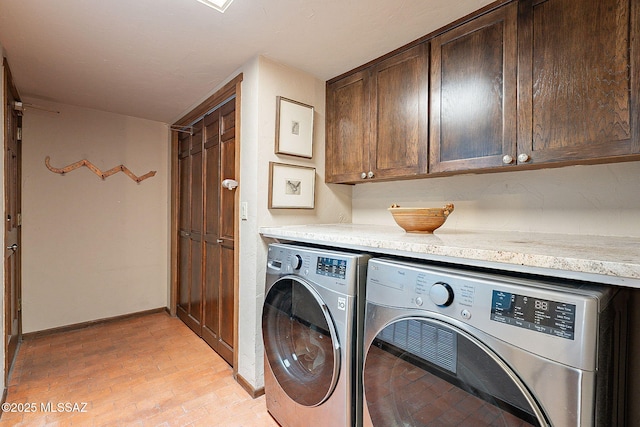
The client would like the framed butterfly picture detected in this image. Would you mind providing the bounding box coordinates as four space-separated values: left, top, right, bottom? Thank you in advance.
268 162 316 209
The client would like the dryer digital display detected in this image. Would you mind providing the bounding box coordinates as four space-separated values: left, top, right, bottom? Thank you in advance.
316 257 347 279
490 291 576 340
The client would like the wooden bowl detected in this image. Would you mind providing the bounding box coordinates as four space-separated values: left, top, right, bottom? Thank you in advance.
388 203 454 233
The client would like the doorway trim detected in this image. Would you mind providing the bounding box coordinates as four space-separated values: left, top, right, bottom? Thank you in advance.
2 57 22 389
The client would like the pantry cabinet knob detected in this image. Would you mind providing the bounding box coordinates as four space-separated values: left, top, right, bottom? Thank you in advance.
517 153 530 163
361 172 367 179
502 155 514 164
367 171 375 179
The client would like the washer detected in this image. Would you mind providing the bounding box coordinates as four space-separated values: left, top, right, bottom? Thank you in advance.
363 258 628 427
262 243 370 427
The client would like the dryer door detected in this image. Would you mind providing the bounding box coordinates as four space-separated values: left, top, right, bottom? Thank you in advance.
262 276 341 407
363 317 548 427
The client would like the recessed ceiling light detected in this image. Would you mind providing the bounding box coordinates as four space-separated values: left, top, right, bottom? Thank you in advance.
195 0 234 13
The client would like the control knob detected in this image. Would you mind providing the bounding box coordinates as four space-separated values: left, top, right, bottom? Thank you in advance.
290 254 303 270
429 282 454 307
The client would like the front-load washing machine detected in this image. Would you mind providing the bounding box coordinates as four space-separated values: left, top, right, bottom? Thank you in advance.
262 243 370 427
363 258 628 427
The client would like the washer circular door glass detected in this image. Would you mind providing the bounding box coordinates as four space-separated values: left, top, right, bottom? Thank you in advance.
262 276 340 407
364 317 547 427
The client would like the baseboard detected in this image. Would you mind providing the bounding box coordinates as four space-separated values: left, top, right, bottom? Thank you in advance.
234 372 265 398
21 307 167 340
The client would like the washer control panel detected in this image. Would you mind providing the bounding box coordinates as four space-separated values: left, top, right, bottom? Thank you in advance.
316 256 348 279
267 243 370 296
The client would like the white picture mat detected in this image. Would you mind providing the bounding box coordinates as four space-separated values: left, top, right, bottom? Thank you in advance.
276 97 314 158
269 163 315 209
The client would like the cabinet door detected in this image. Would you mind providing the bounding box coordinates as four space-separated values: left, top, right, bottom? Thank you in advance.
517 0 640 164
430 3 518 173
370 43 429 180
177 131 191 323
218 99 236 365
325 70 370 183
203 110 221 354
202 98 236 366
178 120 204 333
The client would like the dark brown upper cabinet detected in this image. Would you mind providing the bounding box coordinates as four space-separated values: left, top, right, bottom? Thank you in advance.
429 2 518 173
326 43 429 184
370 44 429 181
326 70 370 184
516 0 640 166
325 0 640 183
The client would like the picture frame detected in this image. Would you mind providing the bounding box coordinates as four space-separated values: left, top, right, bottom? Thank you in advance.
268 162 316 209
275 96 314 158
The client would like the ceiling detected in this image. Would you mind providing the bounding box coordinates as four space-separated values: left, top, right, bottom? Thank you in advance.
0 0 494 124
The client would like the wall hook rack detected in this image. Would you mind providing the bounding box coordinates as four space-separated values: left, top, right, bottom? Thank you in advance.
45 156 156 183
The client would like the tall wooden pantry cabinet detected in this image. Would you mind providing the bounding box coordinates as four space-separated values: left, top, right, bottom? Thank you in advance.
177 94 237 367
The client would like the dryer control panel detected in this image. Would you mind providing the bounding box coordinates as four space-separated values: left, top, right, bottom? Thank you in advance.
490 290 576 340
366 258 614 370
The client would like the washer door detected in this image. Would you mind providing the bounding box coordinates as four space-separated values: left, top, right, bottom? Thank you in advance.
262 276 340 407
364 317 548 427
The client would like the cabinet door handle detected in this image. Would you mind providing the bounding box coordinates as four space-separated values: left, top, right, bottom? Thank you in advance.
517 153 531 163
221 178 238 190
502 155 514 164
367 171 375 179
361 172 367 179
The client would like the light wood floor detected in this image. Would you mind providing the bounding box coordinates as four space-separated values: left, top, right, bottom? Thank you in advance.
0 312 279 427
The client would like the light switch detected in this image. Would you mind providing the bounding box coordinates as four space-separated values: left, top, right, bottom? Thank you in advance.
241 202 248 220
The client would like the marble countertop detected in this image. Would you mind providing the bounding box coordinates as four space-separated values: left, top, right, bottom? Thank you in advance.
259 224 640 288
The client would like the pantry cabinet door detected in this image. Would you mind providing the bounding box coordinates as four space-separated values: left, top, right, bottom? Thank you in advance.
177 131 191 322
178 120 204 333
203 110 221 354
202 98 236 366
517 0 640 165
429 2 518 173
370 43 429 180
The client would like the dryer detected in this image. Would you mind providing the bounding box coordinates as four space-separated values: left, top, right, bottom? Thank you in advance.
262 243 370 427
362 258 628 427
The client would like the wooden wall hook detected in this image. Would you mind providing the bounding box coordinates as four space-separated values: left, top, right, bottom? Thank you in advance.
45 156 156 183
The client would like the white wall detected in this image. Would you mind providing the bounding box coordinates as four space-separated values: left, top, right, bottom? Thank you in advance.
351 159 640 422
234 56 352 389
21 99 170 333
352 161 640 237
